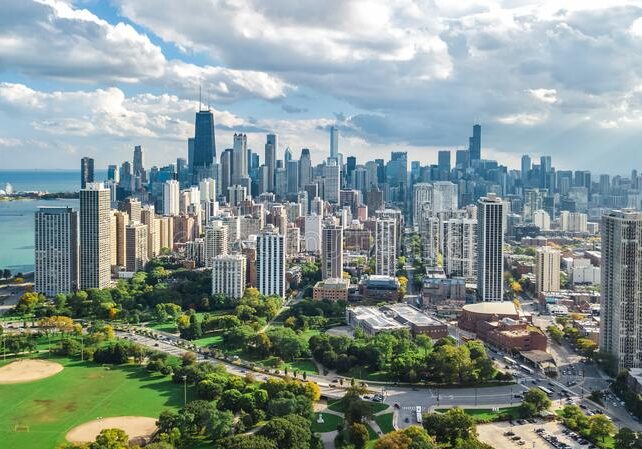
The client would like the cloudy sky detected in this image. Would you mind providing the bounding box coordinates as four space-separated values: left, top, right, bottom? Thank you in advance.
1 0 642 173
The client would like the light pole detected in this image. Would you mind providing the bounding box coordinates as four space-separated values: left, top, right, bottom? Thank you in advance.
182 375 187 406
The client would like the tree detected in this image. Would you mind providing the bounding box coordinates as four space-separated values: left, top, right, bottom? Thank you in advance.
89 428 129 449
422 407 474 445
349 423 370 449
258 415 312 449
588 414 615 442
520 387 551 417
615 427 639 449
16 291 44 313
218 435 278 449
375 426 436 449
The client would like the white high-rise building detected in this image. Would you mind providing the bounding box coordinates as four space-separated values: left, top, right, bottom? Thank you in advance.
432 181 458 213
477 193 504 301
535 246 560 293
323 160 340 203
322 223 343 279
204 221 228 267
559 211 588 233
442 217 477 281
212 254 246 299
375 218 397 276
80 183 111 289
533 209 551 231
163 180 180 216
35 207 78 296
330 126 339 159
305 214 323 253
232 133 248 181
228 185 247 206
257 226 286 298
199 178 217 202
600 210 642 369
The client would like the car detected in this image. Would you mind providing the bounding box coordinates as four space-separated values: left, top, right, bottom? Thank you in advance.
363 395 371 400
516 419 526 425
154 343 159 347
504 431 515 436
511 436 521 441
394 403 400 409
514 394 523 398
404 417 409 423
517 441 526 446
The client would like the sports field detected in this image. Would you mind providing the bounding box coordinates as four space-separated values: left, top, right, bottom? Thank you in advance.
0 357 188 449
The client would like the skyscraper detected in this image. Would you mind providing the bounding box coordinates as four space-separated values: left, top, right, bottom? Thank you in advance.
323 159 340 203
521 154 531 183
600 210 642 369
330 126 339 159
257 226 286 298
375 218 397 276
535 246 560 293
80 183 111 289
212 254 247 299
286 159 299 194
125 223 148 272
442 217 477 281
322 223 343 279
476 193 504 301
438 150 451 173
133 145 145 181
163 180 180 216
265 134 277 192
192 109 216 182
299 148 312 189
35 207 78 296
204 221 228 267
413 183 432 226
469 124 481 161
81 157 94 189
232 133 248 183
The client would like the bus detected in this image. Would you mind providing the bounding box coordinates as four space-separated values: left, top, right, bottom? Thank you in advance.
504 356 517 366
538 386 554 397
519 364 534 375
416 406 422 423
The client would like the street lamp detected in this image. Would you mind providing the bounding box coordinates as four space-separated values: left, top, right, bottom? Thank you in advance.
182 375 187 406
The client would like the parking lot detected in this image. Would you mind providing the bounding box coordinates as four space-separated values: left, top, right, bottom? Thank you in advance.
477 420 597 449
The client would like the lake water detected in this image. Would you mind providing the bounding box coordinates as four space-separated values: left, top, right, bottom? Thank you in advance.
0 170 108 273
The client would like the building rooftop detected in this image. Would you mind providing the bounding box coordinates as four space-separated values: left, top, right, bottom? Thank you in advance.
348 306 405 332
383 303 446 327
314 278 350 290
365 275 400 289
462 301 518 315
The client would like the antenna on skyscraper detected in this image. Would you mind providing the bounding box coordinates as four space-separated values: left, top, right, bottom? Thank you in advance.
199 84 203 111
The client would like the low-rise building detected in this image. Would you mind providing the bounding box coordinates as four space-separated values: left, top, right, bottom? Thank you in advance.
313 278 349 301
346 304 448 338
360 275 400 301
421 276 466 306
346 306 405 336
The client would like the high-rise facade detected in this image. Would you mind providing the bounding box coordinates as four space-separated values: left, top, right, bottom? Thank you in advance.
469 124 481 161
212 254 246 299
535 246 560 293
257 226 286 298
192 109 216 182
232 133 248 183
330 126 339 159
323 160 340 203
600 210 642 369
375 218 397 276
476 193 504 301
35 207 78 296
163 180 180 216
322 223 343 279
133 145 145 182
125 223 148 272
81 157 94 189
299 148 312 189
413 183 432 226
80 183 111 289
265 134 277 193
442 217 477 281
204 222 228 265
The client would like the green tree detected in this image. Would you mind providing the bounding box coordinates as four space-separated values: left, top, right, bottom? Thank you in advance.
422 407 474 445
89 428 129 449
218 435 278 449
615 427 640 449
349 423 370 449
375 426 436 449
588 414 615 442
519 387 551 417
258 415 312 449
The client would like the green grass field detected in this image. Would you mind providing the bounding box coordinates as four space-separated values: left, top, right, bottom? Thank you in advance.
0 357 189 449
310 412 343 433
193 334 223 348
435 406 521 422
373 413 394 433
328 399 389 414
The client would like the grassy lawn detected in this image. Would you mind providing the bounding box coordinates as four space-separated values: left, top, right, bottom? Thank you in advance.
147 321 178 333
345 367 393 382
374 413 394 434
435 406 521 422
282 359 318 375
310 412 343 433
193 334 223 348
0 356 189 449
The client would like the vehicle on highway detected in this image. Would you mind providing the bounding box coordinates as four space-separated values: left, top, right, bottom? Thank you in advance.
538 386 554 397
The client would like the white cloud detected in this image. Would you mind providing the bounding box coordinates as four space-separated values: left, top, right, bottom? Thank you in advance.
528 89 558 104
497 113 548 126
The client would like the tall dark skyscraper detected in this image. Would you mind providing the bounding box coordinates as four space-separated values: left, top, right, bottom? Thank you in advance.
81 157 94 189
469 124 481 161
191 109 216 182
133 145 144 176
265 134 277 192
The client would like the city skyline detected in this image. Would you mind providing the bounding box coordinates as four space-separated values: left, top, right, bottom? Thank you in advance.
3 1 642 173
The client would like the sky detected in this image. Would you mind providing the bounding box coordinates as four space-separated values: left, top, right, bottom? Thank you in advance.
1 0 642 174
